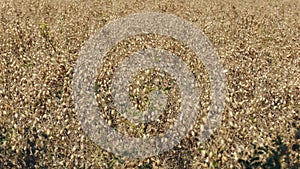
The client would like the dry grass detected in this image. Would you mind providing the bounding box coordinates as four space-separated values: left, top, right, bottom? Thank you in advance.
0 0 299 168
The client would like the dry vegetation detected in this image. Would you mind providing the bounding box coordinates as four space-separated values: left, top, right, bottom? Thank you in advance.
0 0 299 168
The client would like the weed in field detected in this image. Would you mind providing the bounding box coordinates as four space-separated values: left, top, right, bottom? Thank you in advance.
238 134 300 169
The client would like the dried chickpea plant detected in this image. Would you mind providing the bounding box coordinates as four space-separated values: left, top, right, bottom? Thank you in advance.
0 0 299 168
